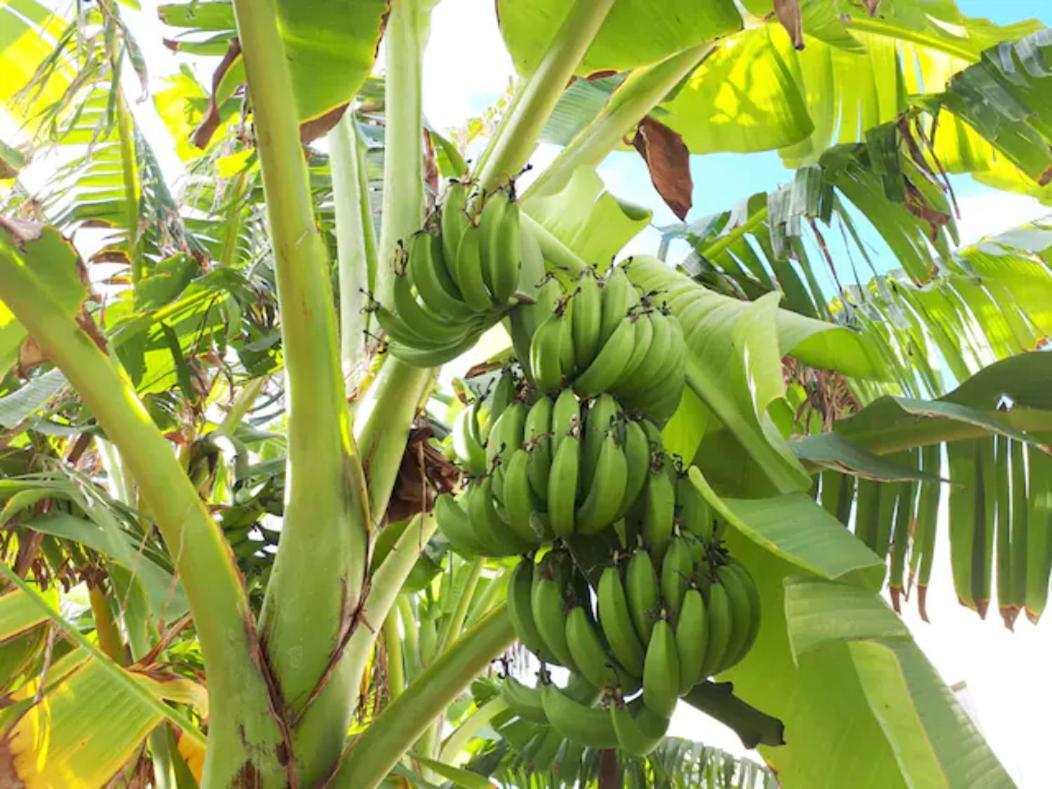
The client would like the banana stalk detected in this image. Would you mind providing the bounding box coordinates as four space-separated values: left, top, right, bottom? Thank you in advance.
232 0 369 777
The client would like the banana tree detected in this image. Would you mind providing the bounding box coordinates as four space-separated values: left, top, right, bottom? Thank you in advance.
0 0 1050 786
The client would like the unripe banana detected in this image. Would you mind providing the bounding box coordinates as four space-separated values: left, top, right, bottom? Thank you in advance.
558 296 576 379
599 266 640 344
407 230 467 320
501 448 545 545
677 473 713 543
547 428 580 538
566 606 626 691
616 311 672 401
582 394 622 490
386 329 482 367
499 676 548 724
479 190 509 303
616 419 651 520
510 276 561 361
610 697 669 757
508 559 558 663
597 565 645 677
529 307 569 393
487 371 516 423
642 458 676 562
577 432 629 535
466 476 532 556
524 396 553 501
494 196 523 305
531 553 578 669
642 618 680 719
700 580 733 678
721 561 761 667
574 317 637 398
550 388 580 458
716 564 753 672
453 222 493 312
540 683 618 749
485 399 525 471
660 535 696 619
434 494 486 557
616 309 654 384
675 588 709 693
572 270 603 372
451 402 486 476
440 180 471 273
626 549 660 644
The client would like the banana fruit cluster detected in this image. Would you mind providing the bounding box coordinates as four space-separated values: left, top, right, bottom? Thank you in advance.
502 525 760 755
375 181 545 366
509 267 686 424
441 387 661 552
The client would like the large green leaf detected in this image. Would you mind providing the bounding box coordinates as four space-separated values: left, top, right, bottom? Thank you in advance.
523 167 651 267
496 0 742 77
158 0 389 122
628 254 886 495
784 578 1012 787
0 221 87 380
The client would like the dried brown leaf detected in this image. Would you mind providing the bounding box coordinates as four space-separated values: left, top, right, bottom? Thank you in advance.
773 0 805 50
631 116 693 221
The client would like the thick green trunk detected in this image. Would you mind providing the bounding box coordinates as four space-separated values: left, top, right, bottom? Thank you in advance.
230 0 369 781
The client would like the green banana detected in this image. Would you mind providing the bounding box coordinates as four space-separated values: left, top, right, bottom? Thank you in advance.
610 697 669 757
466 476 531 556
626 548 660 644
440 179 471 273
516 214 545 298
614 310 671 395
677 473 713 543
722 560 761 666
716 564 752 671
451 402 486 476
485 399 525 471
387 326 481 367
565 606 626 691
392 252 474 341
501 448 544 545
509 276 561 365
540 683 618 750
499 677 548 724
675 588 708 693
616 419 651 520
577 432 629 535
550 388 580 458
407 230 467 320
642 619 680 719
494 197 523 305
700 580 733 678
599 266 640 344
597 565 646 677
524 395 553 502
547 427 580 538
642 458 676 562
531 553 578 669
660 534 695 619
574 317 637 398
572 270 603 372
507 559 558 663
615 310 655 387
558 296 577 379
453 222 493 312
479 191 509 303
434 494 486 557
529 307 569 393
581 393 622 489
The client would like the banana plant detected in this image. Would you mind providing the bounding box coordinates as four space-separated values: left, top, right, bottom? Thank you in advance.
1 0 1050 786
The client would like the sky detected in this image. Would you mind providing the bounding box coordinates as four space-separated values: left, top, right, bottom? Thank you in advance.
6 0 1052 784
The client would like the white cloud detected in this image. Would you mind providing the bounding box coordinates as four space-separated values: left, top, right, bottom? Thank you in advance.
953 190 1049 247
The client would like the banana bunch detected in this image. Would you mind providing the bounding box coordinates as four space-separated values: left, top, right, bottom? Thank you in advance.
376 182 545 366
504 536 760 753
512 266 687 424
440 386 663 553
